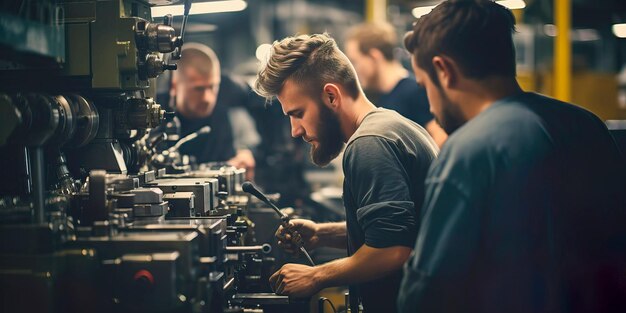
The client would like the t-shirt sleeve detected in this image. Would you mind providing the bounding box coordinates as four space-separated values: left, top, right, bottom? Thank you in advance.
397 177 479 312
344 136 418 248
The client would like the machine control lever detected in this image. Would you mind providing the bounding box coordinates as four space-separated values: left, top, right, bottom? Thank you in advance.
242 181 315 266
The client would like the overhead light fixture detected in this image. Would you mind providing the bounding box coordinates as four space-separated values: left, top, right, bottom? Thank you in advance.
411 5 437 19
544 24 601 41
497 0 526 10
613 23 626 38
412 0 525 19
186 24 218 33
544 24 557 37
152 0 247 17
255 43 272 62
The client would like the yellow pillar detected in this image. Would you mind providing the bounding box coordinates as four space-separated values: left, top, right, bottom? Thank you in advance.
554 0 571 102
366 0 387 23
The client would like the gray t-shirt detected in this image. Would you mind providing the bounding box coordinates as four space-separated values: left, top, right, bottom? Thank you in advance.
342 108 438 312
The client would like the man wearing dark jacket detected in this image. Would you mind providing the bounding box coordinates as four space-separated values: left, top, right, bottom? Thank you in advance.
398 1 626 312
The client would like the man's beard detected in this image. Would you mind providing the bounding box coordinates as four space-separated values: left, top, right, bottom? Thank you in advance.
435 86 465 135
310 103 345 166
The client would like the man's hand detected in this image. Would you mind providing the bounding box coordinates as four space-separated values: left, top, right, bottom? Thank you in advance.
227 149 255 180
269 263 322 297
275 219 320 254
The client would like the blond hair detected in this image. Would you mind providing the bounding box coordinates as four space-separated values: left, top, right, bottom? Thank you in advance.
254 33 360 100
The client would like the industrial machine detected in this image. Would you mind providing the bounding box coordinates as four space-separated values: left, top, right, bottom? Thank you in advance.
0 0 309 312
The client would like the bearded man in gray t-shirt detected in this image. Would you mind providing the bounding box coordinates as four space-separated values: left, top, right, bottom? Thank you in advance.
254 33 438 312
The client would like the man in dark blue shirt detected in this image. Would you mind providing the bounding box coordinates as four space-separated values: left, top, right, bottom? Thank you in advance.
398 1 626 312
345 22 448 147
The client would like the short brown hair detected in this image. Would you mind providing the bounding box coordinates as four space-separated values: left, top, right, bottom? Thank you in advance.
345 22 397 61
404 0 516 85
255 33 360 100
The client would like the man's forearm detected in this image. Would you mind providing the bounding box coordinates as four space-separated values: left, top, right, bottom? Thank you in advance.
316 222 347 249
313 244 412 288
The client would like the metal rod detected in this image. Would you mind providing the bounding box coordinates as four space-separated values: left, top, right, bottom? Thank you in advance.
555 0 571 102
223 277 235 291
225 244 272 254
242 182 315 266
300 246 315 266
30 147 45 224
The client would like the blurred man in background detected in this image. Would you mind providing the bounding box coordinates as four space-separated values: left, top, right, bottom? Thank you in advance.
345 22 448 147
255 33 438 312
398 1 626 312
167 43 260 177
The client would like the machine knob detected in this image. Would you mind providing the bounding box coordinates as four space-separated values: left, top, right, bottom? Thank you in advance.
132 269 155 291
163 63 177 71
163 14 173 27
126 97 165 129
137 20 178 53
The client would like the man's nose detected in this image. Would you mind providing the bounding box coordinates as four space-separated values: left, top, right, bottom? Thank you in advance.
290 118 304 138
204 89 214 103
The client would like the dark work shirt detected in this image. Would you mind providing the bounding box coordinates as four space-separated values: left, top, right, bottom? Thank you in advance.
176 75 244 163
398 92 626 313
176 105 234 163
343 108 438 312
378 77 434 127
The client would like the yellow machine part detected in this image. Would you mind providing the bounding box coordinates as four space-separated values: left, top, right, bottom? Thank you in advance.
518 70 626 121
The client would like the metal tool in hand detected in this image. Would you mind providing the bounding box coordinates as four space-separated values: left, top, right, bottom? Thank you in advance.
241 181 315 266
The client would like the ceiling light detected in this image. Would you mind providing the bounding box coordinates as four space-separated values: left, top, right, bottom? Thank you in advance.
412 0 525 19
255 43 272 62
152 0 247 17
186 24 218 33
544 24 557 37
497 0 526 10
411 5 437 19
613 23 626 38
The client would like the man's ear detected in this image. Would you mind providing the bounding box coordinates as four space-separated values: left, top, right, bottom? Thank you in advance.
322 83 342 110
368 48 385 62
432 55 458 89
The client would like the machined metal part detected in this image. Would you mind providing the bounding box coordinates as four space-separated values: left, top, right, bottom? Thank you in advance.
231 293 292 305
136 20 179 53
130 187 163 204
163 192 195 217
9 93 60 146
126 97 165 130
146 178 219 215
50 95 76 145
68 230 201 312
66 94 99 148
225 244 272 254
133 202 168 217
30 147 46 224
87 170 108 224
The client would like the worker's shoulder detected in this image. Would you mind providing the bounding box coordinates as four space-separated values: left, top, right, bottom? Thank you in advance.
443 93 561 158
349 108 430 143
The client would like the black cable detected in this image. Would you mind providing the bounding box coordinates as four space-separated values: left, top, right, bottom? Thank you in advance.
317 297 337 313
